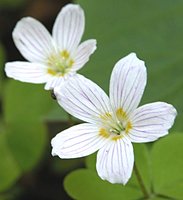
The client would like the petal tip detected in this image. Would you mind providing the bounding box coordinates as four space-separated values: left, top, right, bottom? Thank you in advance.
4 63 11 77
86 39 97 55
53 86 62 99
116 52 146 69
91 39 97 52
63 3 83 11
60 3 84 18
51 149 57 157
129 52 137 57
171 105 177 116
13 17 33 34
127 52 145 65
98 174 130 185
51 136 61 156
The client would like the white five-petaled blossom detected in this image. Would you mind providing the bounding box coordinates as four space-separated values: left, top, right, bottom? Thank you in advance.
5 4 96 90
51 53 177 184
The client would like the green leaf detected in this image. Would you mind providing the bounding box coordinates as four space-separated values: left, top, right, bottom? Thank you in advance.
151 133 183 199
6 122 47 172
158 181 183 200
3 76 67 173
4 81 52 122
4 80 68 122
0 133 21 192
76 0 183 131
64 169 142 200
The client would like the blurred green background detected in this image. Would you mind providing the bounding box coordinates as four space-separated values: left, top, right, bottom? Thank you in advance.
0 0 183 199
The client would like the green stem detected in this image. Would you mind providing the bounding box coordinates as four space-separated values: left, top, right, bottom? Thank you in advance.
156 193 176 199
134 162 150 199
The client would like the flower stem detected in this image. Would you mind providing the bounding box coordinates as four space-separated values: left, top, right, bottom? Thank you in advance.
134 162 149 199
156 193 176 199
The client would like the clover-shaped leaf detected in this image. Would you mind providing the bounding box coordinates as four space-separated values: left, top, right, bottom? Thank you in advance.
64 169 142 200
0 133 20 192
152 133 183 199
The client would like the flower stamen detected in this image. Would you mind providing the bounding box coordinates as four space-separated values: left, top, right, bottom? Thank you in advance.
99 128 110 138
116 107 128 120
99 108 132 140
112 135 123 141
125 121 132 134
47 50 74 76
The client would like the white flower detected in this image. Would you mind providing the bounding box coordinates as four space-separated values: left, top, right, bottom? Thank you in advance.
51 53 177 184
5 4 96 90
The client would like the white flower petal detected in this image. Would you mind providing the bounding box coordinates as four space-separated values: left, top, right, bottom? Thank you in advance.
54 75 112 124
71 39 97 71
44 76 65 90
128 102 177 143
5 61 49 83
110 53 147 116
96 137 134 184
51 123 107 158
52 4 84 52
44 72 77 90
13 17 54 63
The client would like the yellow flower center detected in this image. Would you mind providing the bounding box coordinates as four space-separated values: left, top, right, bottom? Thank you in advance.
47 50 74 76
99 108 132 141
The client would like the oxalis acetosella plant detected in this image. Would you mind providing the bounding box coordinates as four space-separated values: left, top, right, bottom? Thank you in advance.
51 53 177 186
5 4 96 90
4 2 177 199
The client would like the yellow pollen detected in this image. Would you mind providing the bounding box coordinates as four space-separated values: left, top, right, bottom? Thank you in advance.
125 121 132 134
47 68 57 76
100 112 112 120
47 68 63 77
111 135 123 141
61 50 70 59
116 108 127 120
47 50 74 76
99 128 110 138
68 59 74 67
47 54 55 66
